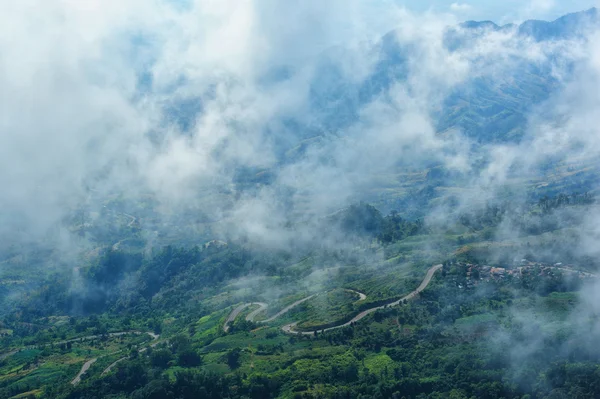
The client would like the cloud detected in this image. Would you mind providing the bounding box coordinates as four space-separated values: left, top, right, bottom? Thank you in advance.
525 0 557 15
0 0 599 257
5 5 600 367
450 3 472 12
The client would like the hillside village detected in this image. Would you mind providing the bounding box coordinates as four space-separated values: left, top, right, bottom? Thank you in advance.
447 260 597 289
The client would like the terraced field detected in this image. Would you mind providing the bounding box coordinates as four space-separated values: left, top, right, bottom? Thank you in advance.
224 264 443 335
294 289 364 329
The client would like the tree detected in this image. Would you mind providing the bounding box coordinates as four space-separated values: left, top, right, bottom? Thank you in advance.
226 348 241 370
150 348 172 368
170 334 192 353
178 349 202 367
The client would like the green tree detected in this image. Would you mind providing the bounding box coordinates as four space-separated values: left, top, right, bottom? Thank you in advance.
226 348 241 370
150 348 172 368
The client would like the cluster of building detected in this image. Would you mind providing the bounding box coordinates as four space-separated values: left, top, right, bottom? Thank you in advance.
452 260 597 289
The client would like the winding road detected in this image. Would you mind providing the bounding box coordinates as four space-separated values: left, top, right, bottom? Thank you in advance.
71 358 97 385
4 262 595 387
0 330 160 386
224 264 443 335
245 303 269 322
70 331 160 385
345 289 367 301
3 265 439 386
100 337 162 378
101 357 127 377
258 295 318 323
223 295 319 332
223 302 263 332
0 350 18 361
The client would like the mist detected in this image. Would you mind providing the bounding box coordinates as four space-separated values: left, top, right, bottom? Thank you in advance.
5 3 600 399
1 1 600 313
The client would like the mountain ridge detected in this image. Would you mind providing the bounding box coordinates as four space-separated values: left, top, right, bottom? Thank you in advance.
459 7 599 39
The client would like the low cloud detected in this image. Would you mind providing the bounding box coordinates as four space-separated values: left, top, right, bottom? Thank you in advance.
0 1 599 257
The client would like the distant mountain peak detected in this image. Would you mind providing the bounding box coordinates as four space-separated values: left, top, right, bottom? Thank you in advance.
460 20 499 30
459 8 599 41
518 7 599 41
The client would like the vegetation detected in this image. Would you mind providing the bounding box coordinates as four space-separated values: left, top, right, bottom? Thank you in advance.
1 193 600 398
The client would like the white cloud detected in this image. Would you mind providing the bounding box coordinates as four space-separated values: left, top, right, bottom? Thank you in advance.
450 2 472 12
0 0 599 251
526 0 556 14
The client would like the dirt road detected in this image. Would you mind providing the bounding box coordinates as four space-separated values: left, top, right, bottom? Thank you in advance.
71 358 97 385
245 303 268 322
260 295 318 323
282 264 442 335
223 303 255 332
225 264 442 335
70 331 160 385
224 294 319 332
345 289 367 301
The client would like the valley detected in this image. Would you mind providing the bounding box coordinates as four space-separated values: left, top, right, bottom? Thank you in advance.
1 5 600 399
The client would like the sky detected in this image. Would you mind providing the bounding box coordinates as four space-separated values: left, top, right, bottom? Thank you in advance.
401 0 599 23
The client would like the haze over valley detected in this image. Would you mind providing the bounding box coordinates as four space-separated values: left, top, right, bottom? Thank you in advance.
1 2 600 398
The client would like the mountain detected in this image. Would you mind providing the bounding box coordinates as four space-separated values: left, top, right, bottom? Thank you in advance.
518 7 599 41
307 8 599 146
435 9 598 143
457 7 599 41
163 9 599 163
3 8 600 399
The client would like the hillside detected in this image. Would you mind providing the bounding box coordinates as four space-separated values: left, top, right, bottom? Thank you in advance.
2 5 600 399
2 193 600 398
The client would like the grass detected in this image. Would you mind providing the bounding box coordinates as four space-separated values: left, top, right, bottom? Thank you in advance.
10 389 43 398
0 333 157 397
88 352 127 377
201 326 288 354
9 350 41 364
454 313 497 327
202 363 230 374
364 353 394 376
343 265 419 302
192 309 228 346
294 289 358 329
260 292 317 320
1 363 70 398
